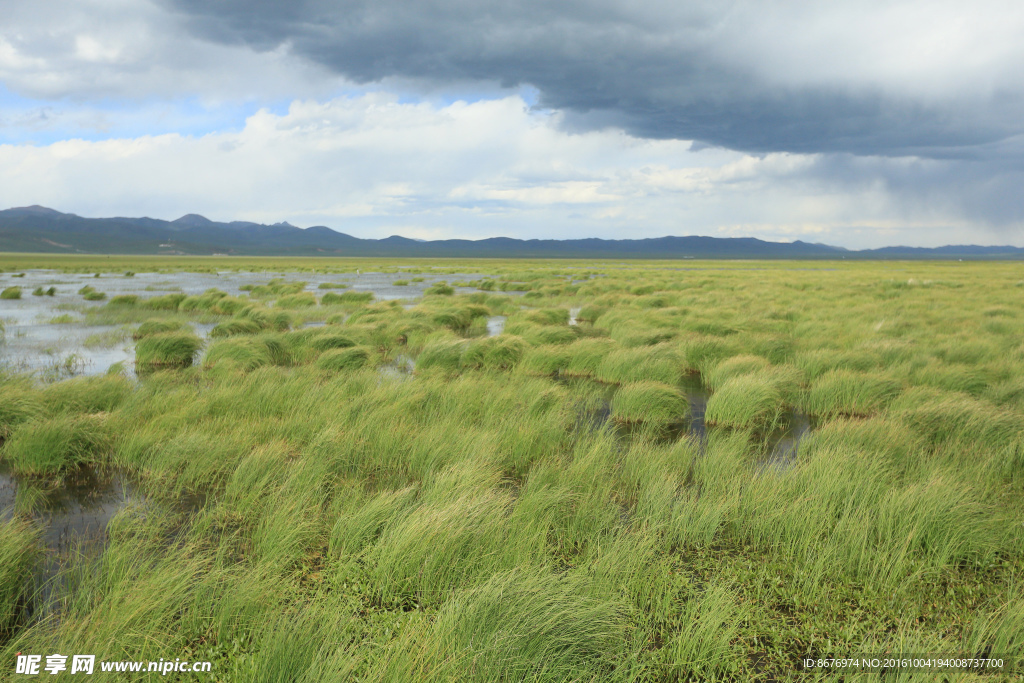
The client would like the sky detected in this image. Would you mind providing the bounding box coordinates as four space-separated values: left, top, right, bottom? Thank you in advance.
1 0 1023 248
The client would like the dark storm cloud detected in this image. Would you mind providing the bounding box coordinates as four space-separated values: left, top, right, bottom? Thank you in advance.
160 0 1024 158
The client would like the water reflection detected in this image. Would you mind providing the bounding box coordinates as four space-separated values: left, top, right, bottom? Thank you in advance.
1 268 510 378
486 316 506 336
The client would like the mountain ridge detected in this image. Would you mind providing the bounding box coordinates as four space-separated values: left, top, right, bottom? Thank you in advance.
1 206 1020 259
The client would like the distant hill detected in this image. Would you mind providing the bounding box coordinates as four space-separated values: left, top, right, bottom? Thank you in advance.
1 206 1021 259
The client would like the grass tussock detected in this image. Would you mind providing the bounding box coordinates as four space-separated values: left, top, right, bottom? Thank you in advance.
236 304 293 332
705 374 785 429
80 285 106 301
209 319 263 338
890 387 1021 447
3 413 111 474
0 382 43 439
462 335 527 370
133 318 189 340
316 346 372 372
204 336 290 371
322 291 373 305
41 374 133 414
518 344 571 376
596 344 682 385
135 331 204 371
802 369 902 417
275 292 317 308
375 569 626 681
140 292 187 311
611 381 688 425
107 294 139 306
415 335 467 373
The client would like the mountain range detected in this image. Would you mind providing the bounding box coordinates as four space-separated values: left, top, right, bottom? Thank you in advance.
1 206 1022 259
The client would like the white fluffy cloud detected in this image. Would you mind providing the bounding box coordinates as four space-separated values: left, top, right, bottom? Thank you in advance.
0 93 1009 248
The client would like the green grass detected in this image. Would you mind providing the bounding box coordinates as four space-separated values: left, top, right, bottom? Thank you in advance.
321 290 373 305
83 328 130 349
563 338 616 377
518 344 572 376
596 344 682 384
802 369 902 417
704 374 785 429
705 354 772 390
38 377 130 418
275 292 317 308
0 381 43 439
204 336 290 371
135 331 204 371
209 319 263 338
179 289 246 314
426 282 455 295
611 380 688 425
236 304 293 332
0 286 21 299
316 346 371 371
375 568 627 680
0 519 39 639
0 255 1021 680
304 331 358 351
107 294 140 306
2 413 111 474
415 335 467 373
140 292 187 310
462 335 527 370
133 318 189 339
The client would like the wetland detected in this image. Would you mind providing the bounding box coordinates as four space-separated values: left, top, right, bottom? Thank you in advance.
1 255 1022 681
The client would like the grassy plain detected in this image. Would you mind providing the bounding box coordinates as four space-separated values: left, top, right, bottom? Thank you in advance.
1 254 1023 681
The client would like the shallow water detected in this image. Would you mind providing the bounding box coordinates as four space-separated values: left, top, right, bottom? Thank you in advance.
486 315 507 336
0 463 137 555
0 320 135 378
0 268 499 378
378 354 416 381
681 374 710 439
0 462 209 620
1 463 138 617
759 411 815 472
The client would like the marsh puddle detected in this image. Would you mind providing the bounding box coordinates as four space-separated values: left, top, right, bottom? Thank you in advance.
758 412 815 471
683 383 710 440
0 464 138 555
486 316 507 336
379 355 415 381
1 268 510 379
0 321 135 378
1 462 208 619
